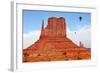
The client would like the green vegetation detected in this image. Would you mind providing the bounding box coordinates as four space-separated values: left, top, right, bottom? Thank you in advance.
63 52 68 60
23 53 29 57
76 56 82 60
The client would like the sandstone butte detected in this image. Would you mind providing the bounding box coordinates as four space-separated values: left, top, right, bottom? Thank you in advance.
23 17 91 62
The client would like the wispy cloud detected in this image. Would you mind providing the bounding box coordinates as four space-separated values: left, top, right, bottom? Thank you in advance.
67 25 91 48
23 31 41 49
23 25 91 49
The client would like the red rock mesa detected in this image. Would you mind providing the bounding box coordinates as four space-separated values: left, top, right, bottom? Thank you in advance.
23 17 91 62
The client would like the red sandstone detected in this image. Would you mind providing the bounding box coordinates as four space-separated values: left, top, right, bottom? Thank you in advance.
23 17 91 62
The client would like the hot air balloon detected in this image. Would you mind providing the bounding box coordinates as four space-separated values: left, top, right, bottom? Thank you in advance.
74 31 76 34
79 16 82 22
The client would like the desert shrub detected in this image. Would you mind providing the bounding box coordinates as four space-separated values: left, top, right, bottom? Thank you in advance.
63 52 68 60
77 56 82 60
23 53 29 57
37 54 41 56
63 52 67 55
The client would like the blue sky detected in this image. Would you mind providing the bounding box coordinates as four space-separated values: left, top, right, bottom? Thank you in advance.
23 10 91 34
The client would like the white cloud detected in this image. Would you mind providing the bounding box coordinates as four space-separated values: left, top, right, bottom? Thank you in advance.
23 31 41 49
23 25 91 49
67 25 91 48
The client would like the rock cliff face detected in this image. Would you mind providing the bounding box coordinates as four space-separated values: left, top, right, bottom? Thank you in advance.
40 17 66 38
23 17 91 62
